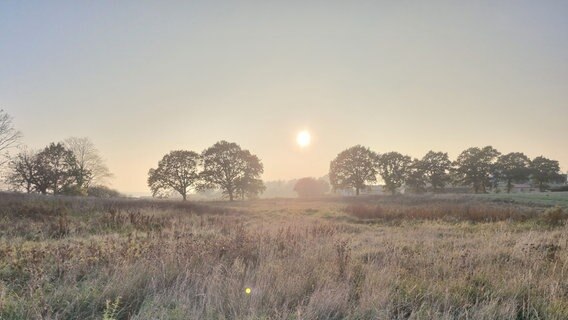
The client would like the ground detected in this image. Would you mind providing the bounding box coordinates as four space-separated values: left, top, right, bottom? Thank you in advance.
1 192 568 319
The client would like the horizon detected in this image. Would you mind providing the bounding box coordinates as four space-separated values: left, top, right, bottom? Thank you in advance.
2 1 567 195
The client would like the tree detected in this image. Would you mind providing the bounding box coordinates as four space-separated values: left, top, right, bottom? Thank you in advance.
200 141 264 201
453 146 500 193
294 177 330 198
0 109 22 166
329 145 378 196
64 137 112 189
377 152 412 195
405 159 428 194
530 156 563 192
6 148 37 193
235 150 265 200
496 152 531 193
420 151 451 191
33 143 80 195
148 150 201 201
87 185 122 198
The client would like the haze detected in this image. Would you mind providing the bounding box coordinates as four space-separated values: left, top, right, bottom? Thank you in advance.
1 1 567 195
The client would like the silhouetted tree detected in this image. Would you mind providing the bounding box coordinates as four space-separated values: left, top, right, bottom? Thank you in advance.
5 148 37 193
34 143 80 195
405 159 428 194
294 177 330 198
200 141 264 201
496 152 531 193
235 150 265 200
377 152 412 195
420 151 451 191
453 146 500 193
0 109 22 166
65 137 113 189
329 145 378 196
530 156 563 192
148 150 200 201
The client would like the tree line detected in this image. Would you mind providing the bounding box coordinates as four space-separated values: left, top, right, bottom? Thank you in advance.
329 145 565 195
5 138 114 196
148 141 265 201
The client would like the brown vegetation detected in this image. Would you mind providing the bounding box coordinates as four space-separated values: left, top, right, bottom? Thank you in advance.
1 193 568 319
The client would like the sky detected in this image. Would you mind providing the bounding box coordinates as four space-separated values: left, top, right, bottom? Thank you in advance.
1 1 567 195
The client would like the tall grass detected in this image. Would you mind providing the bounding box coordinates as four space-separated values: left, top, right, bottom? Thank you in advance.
1 193 568 319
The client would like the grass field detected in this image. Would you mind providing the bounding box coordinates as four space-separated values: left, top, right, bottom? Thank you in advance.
1 192 568 319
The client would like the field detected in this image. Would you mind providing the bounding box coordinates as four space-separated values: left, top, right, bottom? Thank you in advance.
2 192 568 319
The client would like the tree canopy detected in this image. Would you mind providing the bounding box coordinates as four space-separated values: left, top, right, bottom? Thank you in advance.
496 152 531 193
329 145 378 195
200 141 264 201
530 156 563 191
148 150 201 201
452 146 500 193
293 177 330 198
377 152 412 195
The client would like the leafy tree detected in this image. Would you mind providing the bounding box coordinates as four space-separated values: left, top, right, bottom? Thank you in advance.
148 150 200 201
405 159 428 194
294 177 330 198
530 156 563 191
0 109 22 166
200 141 264 201
453 146 500 193
496 152 531 193
329 145 378 196
377 152 412 195
420 151 451 191
33 143 80 195
64 137 113 189
235 150 265 200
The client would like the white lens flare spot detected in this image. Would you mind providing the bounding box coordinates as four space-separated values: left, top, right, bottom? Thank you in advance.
297 130 311 147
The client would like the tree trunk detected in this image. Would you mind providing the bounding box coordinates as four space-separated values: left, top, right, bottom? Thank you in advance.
355 187 359 196
182 193 187 201
229 191 234 201
507 179 512 193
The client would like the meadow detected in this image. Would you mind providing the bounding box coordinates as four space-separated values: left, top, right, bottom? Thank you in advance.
1 192 568 319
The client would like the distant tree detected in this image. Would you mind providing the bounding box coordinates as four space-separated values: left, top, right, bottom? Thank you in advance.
33 143 80 195
530 156 563 192
148 150 201 201
294 177 330 198
377 152 412 195
200 141 264 201
405 159 428 194
0 109 22 166
87 185 122 198
5 148 37 193
64 137 113 189
420 151 451 191
496 152 531 193
453 146 500 193
329 145 378 196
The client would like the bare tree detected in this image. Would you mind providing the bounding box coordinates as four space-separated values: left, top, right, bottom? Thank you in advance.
64 137 112 188
0 109 22 166
5 148 37 193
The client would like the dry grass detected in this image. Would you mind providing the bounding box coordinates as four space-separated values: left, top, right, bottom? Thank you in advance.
1 193 568 319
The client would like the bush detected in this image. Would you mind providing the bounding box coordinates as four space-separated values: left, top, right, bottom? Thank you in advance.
541 206 567 227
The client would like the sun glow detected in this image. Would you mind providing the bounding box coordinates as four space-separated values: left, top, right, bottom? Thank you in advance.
297 130 311 147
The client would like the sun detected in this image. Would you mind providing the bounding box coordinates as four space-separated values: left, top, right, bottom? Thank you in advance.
296 130 311 147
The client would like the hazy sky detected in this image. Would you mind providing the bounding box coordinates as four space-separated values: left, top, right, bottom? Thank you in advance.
1 1 567 194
